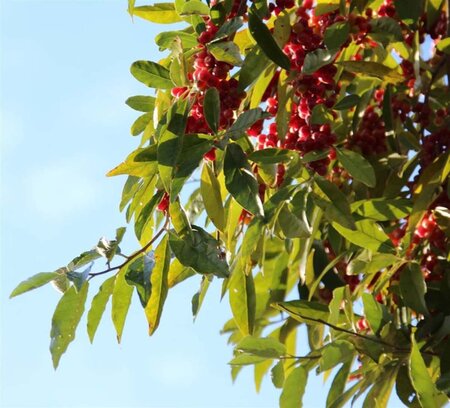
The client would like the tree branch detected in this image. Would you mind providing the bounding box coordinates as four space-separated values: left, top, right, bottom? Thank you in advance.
88 216 170 279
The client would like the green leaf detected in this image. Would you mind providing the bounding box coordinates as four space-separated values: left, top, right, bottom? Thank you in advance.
229 267 256 336
125 95 156 112
203 87 220 133
229 354 268 365
336 147 376 187
277 203 310 238
169 227 229 278
273 300 330 324
271 361 285 389
338 61 404 84
214 17 244 40
180 0 210 15
155 31 198 50
393 0 422 24
248 7 290 70
224 143 264 217
168 258 195 287
248 148 296 164
238 47 271 91
208 41 243 66
10 272 59 298
111 266 134 343
200 163 225 231
134 188 162 240
191 275 211 320
125 253 154 307
314 177 355 229
87 276 116 343
352 198 411 221
226 108 266 140
302 48 338 75
171 133 213 198
132 3 182 23
400 263 429 316
169 199 192 237
369 17 404 43
436 37 450 55
130 112 152 136
279 366 308 408
409 334 440 408
332 219 395 253
157 98 189 192
145 235 170 335
50 283 88 368
333 94 360 110
324 21 350 50
316 0 340 15
319 340 354 372
130 61 173 89
236 336 286 358
362 292 391 334
326 360 352 407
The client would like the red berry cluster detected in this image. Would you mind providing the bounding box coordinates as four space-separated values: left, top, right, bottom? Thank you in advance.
347 106 387 156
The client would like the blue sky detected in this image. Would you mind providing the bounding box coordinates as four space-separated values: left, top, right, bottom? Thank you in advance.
0 1 403 407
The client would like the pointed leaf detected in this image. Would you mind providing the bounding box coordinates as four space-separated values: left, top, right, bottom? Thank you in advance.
130 60 173 89
229 267 256 336
50 284 89 368
236 336 286 358
203 87 220 133
201 163 225 231
10 272 59 298
302 48 338 75
132 3 182 23
87 276 116 343
400 263 429 316
224 143 264 217
279 366 308 408
336 147 376 187
248 7 290 70
111 266 134 343
145 235 170 335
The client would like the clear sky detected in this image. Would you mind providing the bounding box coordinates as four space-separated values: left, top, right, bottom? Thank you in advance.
0 1 402 407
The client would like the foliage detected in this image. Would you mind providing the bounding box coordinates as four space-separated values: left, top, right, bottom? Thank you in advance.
11 0 450 406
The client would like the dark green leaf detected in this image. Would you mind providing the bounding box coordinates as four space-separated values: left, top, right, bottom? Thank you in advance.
248 148 295 164
10 272 59 298
319 340 354 372
324 21 350 50
204 87 220 133
214 17 244 40
248 7 290 70
302 48 338 75
238 47 271 91
227 108 266 140
125 253 155 307
169 226 229 278
400 263 429 316
369 17 404 43
336 147 376 187
362 293 391 334
87 276 115 343
224 143 264 217
333 94 360 110
50 284 88 368
130 61 173 89
352 198 412 221
326 360 352 407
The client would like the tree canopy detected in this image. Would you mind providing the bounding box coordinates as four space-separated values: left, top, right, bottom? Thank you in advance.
10 0 450 406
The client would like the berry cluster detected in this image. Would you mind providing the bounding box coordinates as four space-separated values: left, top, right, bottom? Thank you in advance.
347 106 387 156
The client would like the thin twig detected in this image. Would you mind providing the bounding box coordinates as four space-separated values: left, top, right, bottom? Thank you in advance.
88 216 170 279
